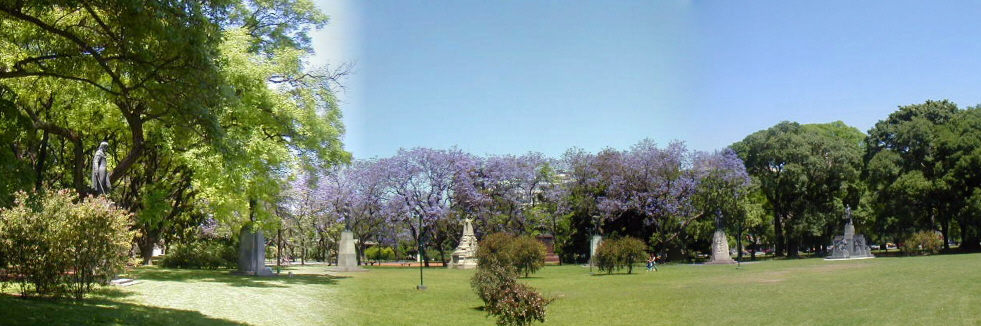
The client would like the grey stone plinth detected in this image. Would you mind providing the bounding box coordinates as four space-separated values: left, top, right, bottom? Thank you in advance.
705 229 736 265
235 224 275 276
589 235 603 267
330 230 366 272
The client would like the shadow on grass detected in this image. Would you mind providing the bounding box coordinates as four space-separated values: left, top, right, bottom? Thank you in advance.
128 267 349 288
588 272 641 277
0 294 247 326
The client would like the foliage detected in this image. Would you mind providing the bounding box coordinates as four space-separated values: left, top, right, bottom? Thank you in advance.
510 236 547 278
159 241 237 270
902 231 943 256
476 233 518 267
471 234 553 326
0 190 133 300
475 233 546 278
732 121 864 257
593 237 647 274
364 246 395 261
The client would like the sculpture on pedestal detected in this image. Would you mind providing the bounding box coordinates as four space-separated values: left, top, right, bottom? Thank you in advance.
91 142 111 195
827 205 875 260
448 218 478 269
706 210 736 265
330 209 366 272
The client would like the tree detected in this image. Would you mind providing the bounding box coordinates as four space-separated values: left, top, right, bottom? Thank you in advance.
865 101 958 250
733 121 864 257
593 236 647 274
0 0 230 193
379 148 476 266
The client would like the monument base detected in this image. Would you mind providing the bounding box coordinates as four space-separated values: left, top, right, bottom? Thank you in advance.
330 230 366 272
705 230 736 265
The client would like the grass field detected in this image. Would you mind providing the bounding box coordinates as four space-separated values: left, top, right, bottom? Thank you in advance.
2 254 980 325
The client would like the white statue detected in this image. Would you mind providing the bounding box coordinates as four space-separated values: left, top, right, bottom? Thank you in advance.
91 142 111 195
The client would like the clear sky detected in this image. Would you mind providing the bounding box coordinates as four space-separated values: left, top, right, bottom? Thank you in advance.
310 1 981 160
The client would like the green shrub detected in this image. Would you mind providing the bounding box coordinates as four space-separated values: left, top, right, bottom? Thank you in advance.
476 232 516 267
0 190 133 300
160 241 237 269
472 233 554 326
365 246 395 261
594 236 647 274
475 233 546 278
511 236 546 278
903 231 943 256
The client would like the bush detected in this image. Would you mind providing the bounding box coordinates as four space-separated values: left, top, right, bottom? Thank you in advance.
472 233 554 326
365 246 395 261
903 231 943 256
160 241 237 269
475 233 546 278
487 281 553 326
0 190 133 300
594 236 647 274
476 232 517 267
510 236 546 278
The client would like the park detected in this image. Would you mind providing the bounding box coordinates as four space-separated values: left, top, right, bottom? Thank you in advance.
3 1 981 325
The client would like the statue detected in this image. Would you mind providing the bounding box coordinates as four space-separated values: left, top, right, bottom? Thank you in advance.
91 142 111 195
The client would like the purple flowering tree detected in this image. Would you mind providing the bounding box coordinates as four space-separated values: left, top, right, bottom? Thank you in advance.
595 140 701 255
474 153 551 234
379 147 477 266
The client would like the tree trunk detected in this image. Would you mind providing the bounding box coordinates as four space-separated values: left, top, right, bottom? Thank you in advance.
138 234 156 266
774 212 785 257
33 130 49 191
785 221 798 259
941 218 950 251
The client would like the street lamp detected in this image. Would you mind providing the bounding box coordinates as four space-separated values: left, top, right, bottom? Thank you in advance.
416 213 426 290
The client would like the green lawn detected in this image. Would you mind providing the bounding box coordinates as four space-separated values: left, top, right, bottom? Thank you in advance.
3 254 981 325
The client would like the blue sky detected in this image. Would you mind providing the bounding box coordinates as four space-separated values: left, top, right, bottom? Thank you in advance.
311 1 981 160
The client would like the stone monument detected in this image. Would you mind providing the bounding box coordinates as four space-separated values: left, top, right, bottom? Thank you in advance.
827 206 874 260
330 229 366 272
91 141 111 195
447 218 478 269
706 210 736 265
589 235 603 266
234 223 274 276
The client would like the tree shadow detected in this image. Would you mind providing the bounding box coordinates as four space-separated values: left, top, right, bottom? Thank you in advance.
0 294 248 326
128 267 349 288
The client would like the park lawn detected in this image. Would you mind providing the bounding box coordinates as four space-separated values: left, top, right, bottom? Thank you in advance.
339 254 981 325
2 254 980 325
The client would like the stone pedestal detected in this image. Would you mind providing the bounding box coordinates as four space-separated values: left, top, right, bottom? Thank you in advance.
330 230 366 272
234 224 274 276
827 219 874 260
589 235 603 266
448 219 478 269
706 229 736 265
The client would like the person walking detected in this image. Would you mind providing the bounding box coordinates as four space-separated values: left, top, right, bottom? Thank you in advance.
646 254 658 272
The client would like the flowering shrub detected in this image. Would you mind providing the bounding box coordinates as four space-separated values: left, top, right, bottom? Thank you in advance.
0 190 133 300
903 231 943 255
472 233 554 326
594 236 647 274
